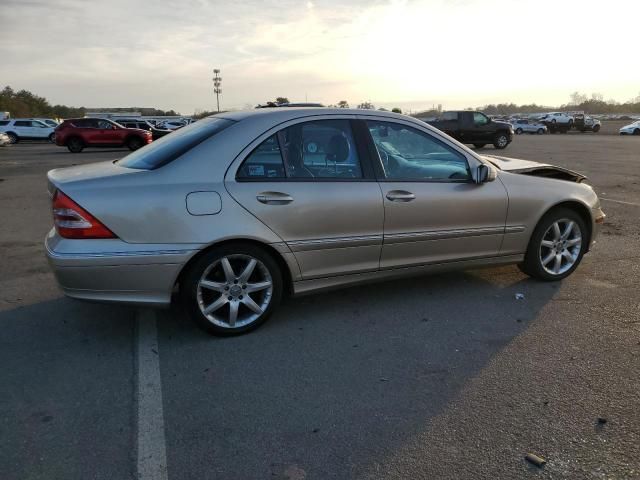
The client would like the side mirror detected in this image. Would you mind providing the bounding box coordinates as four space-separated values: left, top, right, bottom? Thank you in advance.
475 164 490 184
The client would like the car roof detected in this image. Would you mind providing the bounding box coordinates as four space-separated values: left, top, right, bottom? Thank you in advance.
215 107 410 123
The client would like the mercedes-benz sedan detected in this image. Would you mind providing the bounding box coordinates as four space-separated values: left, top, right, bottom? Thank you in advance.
46 108 605 335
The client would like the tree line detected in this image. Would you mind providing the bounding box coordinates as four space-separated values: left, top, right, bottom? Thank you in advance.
0 86 179 119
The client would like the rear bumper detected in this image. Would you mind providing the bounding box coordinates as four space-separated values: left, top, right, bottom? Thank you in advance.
45 229 199 307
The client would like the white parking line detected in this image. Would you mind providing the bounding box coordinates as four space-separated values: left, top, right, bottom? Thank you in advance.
136 309 169 480
601 198 640 207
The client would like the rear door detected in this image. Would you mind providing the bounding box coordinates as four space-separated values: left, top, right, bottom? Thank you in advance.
361 117 508 269
225 117 384 279
12 120 34 139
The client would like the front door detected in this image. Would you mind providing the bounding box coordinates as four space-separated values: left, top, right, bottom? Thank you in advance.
363 118 508 269
225 118 384 279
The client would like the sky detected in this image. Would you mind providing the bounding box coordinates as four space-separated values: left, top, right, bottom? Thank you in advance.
1 0 639 114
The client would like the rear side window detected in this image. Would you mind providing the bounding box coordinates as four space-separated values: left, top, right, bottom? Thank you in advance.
117 117 234 170
14 121 30 127
237 135 285 179
72 119 99 128
441 112 458 121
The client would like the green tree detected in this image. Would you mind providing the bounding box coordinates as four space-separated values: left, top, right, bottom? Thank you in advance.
357 101 375 109
275 97 290 104
337 100 349 108
391 107 402 113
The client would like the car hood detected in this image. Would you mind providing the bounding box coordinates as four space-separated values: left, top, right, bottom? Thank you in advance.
482 155 587 183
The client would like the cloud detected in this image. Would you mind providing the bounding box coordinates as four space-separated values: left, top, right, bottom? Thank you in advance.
1 0 639 113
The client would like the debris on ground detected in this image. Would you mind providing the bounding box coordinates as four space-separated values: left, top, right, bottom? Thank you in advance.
525 453 547 467
515 293 525 300
597 417 608 424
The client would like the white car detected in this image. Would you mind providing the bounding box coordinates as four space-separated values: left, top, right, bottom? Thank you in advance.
539 112 574 124
511 119 548 134
0 132 10 146
0 119 56 143
31 118 59 128
157 120 186 130
619 120 640 135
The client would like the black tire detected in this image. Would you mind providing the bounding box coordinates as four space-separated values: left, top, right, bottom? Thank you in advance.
48 133 56 143
592 124 600 133
493 132 509 149
537 128 545 135
473 143 486 149
6 132 18 144
515 128 523 135
634 129 640 136
67 137 84 153
518 207 588 281
126 136 144 151
181 243 283 336
551 119 557 123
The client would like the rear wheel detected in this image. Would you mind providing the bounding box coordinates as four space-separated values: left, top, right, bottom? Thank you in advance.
67 137 84 153
515 128 523 135
493 132 509 149
126 136 143 151
473 143 486 149
6 132 18 144
48 133 56 143
181 243 283 336
537 128 545 134
518 208 587 281
634 129 640 136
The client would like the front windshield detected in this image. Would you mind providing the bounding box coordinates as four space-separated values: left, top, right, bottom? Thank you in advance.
116 117 234 169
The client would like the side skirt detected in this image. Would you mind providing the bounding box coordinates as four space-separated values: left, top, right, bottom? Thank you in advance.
292 254 524 296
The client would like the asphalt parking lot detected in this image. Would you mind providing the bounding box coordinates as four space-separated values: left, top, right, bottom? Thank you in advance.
1 135 639 479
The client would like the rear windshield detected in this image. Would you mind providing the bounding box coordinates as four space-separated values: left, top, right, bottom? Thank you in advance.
116 117 235 170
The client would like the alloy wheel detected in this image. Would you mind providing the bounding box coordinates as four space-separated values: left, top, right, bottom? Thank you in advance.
539 218 582 275
196 254 273 329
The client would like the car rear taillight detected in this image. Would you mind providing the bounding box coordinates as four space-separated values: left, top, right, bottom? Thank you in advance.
52 190 116 239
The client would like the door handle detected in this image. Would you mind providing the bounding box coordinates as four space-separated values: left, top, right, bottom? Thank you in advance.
386 190 416 202
256 192 294 205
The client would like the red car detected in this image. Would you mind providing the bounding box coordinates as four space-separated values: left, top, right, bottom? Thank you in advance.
55 118 152 153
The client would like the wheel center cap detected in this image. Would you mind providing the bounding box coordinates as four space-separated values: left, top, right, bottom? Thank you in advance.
230 285 242 297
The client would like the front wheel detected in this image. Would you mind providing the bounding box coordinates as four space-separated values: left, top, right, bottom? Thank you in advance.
634 129 640 136
518 208 587 281
537 128 545 135
181 244 283 336
493 133 509 149
515 128 523 135
48 133 56 143
6 132 18 144
592 124 600 133
473 143 486 149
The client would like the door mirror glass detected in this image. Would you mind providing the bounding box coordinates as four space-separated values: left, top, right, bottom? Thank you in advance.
475 164 490 184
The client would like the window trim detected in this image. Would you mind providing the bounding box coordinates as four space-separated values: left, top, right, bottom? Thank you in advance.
234 118 377 183
359 118 474 184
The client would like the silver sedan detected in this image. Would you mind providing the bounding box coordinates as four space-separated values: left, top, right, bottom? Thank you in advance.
46 108 605 335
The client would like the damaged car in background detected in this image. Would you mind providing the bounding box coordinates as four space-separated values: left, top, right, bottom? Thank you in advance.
45 108 605 336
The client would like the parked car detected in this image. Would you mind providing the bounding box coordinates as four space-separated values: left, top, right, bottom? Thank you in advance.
0 132 11 146
45 108 604 335
426 110 513 149
54 118 152 153
511 119 547 135
539 112 574 124
619 120 640 135
157 120 187 130
115 119 172 140
0 118 56 143
31 118 60 128
572 114 601 133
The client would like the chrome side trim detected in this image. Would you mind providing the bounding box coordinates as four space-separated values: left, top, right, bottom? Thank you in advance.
505 225 526 234
292 254 524 296
384 226 504 245
287 235 382 252
46 249 195 259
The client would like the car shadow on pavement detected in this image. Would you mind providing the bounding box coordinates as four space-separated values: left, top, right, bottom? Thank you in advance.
0 298 137 480
157 266 560 479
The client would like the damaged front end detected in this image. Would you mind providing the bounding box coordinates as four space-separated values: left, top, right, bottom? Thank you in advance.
483 155 587 183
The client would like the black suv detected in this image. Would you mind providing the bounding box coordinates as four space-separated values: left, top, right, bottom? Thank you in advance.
426 111 514 149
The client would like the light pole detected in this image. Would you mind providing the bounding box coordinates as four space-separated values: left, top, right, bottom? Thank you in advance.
213 69 222 112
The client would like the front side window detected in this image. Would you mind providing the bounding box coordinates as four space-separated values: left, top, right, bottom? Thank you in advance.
473 113 489 126
441 111 458 121
97 120 114 129
366 120 470 181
